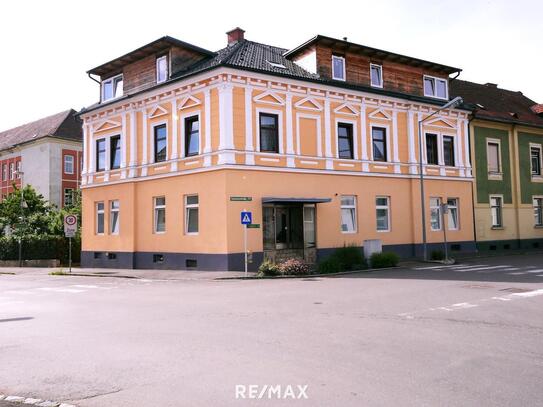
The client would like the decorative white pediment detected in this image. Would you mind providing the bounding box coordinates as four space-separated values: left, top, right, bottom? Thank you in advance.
148 105 169 118
368 108 392 121
93 119 121 132
425 117 457 129
334 103 359 116
178 95 201 110
253 90 285 106
294 97 323 111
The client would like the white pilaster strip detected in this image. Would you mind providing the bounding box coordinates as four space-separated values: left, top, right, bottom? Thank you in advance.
463 119 472 177
286 92 295 167
218 82 235 164
81 124 88 185
120 113 127 179
203 89 212 167
244 86 254 165
455 119 465 177
171 99 178 172
88 124 95 183
141 109 148 176
129 110 137 178
438 133 446 176
407 110 417 174
360 102 368 171
324 98 333 169
392 110 400 173
418 112 426 175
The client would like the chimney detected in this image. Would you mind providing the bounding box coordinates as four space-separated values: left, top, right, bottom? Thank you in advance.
227 27 245 45
484 83 498 88
531 104 543 116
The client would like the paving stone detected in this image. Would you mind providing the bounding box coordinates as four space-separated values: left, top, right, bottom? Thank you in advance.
24 398 43 404
5 395 25 402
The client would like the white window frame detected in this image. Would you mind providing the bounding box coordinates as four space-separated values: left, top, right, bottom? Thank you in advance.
1 164 6 181
184 194 199 235
101 73 123 102
489 195 503 228
64 188 74 207
64 154 74 174
447 198 459 231
430 197 442 231
180 111 202 157
533 196 543 227
95 138 107 172
370 124 391 162
370 64 383 88
110 200 120 235
332 55 346 81
156 55 169 84
96 201 105 235
376 196 390 232
335 118 358 160
340 195 357 233
530 143 543 178
9 163 14 180
423 75 448 100
486 138 502 179
151 121 168 163
154 196 166 234
255 108 284 154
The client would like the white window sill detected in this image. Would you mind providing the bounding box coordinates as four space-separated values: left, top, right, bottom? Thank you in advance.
341 231 357 234
376 229 390 233
491 226 504 230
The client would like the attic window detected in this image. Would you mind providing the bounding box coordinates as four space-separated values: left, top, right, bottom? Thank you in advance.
101 74 123 102
423 75 448 100
332 55 346 81
267 60 286 69
156 55 168 83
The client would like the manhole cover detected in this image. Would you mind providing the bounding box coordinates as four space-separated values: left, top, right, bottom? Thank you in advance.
499 287 533 293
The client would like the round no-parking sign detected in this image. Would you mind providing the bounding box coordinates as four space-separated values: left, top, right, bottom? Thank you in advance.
64 214 78 237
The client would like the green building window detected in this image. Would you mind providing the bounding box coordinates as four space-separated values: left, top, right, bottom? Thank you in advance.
531 146 542 177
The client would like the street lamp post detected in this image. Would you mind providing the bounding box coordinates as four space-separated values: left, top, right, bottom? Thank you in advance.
14 170 25 267
418 96 463 261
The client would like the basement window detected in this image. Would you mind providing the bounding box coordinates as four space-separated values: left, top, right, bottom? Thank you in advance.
186 259 197 268
153 254 164 263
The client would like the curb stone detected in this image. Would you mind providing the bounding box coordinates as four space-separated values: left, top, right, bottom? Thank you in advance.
0 394 75 407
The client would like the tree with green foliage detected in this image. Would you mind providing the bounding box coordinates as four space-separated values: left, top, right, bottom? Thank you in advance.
0 184 53 237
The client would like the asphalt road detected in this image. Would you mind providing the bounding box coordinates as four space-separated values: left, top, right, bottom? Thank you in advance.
1 254 543 407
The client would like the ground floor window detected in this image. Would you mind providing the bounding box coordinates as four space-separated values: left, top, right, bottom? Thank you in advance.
447 198 459 230
376 196 390 232
110 200 120 234
303 206 316 248
185 195 199 234
430 197 442 231
490 196 503 228
534 197 543 227
64 188 74 207
96 202 104 234
340 195 357 233
154 197 166 233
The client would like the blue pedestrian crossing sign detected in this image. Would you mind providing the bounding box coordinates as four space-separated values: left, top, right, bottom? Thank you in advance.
241 211 252 225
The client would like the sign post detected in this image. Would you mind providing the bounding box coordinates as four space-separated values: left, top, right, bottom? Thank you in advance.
240 211 252 277
64 214 78 273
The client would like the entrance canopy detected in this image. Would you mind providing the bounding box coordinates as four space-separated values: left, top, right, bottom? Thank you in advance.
262 197 332 204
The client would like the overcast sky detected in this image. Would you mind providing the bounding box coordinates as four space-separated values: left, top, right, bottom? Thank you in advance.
1 0 541 132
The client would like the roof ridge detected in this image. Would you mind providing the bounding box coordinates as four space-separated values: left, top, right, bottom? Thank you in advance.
0 109 74 136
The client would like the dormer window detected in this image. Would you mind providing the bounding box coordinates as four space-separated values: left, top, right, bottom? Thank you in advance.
156 55 168 83
332 55 345 81
370 64 383 88
424 75 448 99
101 74 123 102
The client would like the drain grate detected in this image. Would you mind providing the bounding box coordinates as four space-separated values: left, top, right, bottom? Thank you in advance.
499 287 533 293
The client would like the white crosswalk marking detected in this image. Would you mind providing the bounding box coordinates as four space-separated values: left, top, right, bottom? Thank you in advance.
36 287 85 293
508 272 528 275
460 265 511 272
524 269 543 274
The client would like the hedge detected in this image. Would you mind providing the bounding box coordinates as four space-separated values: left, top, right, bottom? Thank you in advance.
0 235 81 264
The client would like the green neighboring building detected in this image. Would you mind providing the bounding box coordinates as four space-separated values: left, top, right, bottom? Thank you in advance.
451 80 543 251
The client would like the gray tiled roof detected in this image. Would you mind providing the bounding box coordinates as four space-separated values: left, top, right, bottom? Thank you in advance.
174 40 318 81
0 109 82 152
